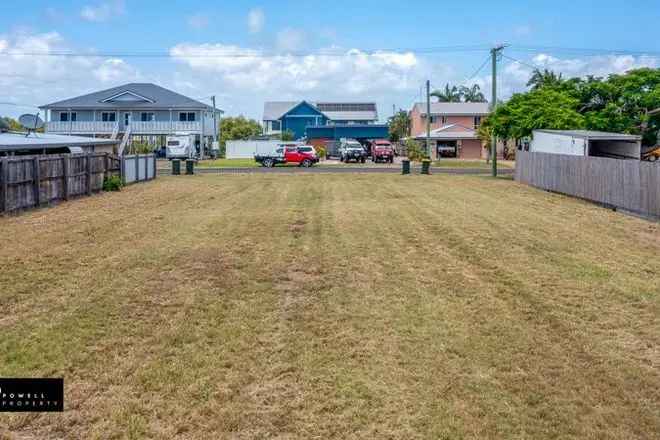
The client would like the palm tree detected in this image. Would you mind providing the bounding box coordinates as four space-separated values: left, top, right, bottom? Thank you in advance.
459 84 487 103
527 69 564 90
431 84 462 102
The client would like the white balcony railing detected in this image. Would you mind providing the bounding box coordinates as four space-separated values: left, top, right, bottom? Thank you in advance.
46 121 203 134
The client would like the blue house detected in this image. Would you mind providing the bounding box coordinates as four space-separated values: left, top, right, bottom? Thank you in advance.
262 101 379 139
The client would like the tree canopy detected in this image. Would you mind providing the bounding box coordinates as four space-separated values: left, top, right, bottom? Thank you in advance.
481 67 660 146
431 84 486 103
219 116 262 145
0 116 23 132
388 110 410 142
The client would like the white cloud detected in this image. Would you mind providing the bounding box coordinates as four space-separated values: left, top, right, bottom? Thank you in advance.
2 30 658 123
93 58 141 82
187 13 209 30
247 8 265 34
0 31 142 116
80 0 125 22
276 28 305 52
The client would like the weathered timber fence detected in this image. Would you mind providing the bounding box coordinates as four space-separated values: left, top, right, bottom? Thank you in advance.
0 152 157 214
515 150 660 219
120 154 157 185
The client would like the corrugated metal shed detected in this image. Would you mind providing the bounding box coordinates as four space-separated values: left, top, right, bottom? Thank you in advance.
534 130 642 141
0 132 118 151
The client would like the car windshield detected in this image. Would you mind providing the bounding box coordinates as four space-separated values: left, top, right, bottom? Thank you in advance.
298 147 312 152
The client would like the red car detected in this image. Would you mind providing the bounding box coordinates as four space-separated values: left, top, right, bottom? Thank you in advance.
371 140 394 163
255 144 319 168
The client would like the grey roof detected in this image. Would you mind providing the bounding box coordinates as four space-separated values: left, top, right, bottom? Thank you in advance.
40 83 220 111
263 101 300 121
0 132 118 150
413 102 490 116
322 111 378 121
534 130 642 141
263 101 379 121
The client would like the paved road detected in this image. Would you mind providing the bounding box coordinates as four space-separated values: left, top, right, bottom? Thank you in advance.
159 166 515 175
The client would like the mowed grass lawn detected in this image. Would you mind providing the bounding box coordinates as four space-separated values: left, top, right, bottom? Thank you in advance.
0 174 659 439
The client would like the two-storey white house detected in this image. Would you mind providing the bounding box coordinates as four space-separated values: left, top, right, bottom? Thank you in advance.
39 83 223 156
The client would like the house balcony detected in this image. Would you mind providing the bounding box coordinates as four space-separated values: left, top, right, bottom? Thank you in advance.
46 121 204 135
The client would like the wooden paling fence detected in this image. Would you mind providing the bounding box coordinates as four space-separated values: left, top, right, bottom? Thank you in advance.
0 153 156 214
515 151 660 219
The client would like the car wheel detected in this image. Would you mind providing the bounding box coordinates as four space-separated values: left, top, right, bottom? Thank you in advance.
361 157 366 163
302 159 312 168
264 158 274 168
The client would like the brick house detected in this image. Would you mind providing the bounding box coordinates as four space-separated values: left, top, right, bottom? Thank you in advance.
409 102 490 159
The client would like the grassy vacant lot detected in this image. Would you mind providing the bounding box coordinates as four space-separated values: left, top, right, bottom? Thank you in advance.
0 174 658 439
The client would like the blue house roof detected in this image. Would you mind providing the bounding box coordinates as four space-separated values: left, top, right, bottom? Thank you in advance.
41 83 222 112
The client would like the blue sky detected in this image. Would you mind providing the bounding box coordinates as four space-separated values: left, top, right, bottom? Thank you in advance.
1 0 659 120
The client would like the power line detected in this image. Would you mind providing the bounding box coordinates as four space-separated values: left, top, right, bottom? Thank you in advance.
0 44 492 59
510 45 660 57
0 102 40 109
501 54 538 71
465 55 492 82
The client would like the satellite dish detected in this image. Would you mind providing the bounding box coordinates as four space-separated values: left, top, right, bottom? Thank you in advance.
18 113 45 131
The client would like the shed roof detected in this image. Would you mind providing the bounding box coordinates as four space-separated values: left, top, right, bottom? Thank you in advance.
0 132 118 150
40 83 221 111
413 102 490 116
534 130 642 141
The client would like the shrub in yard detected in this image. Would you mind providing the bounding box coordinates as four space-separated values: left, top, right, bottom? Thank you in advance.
405 138 427 162
315 145 326 160
103 175 123 192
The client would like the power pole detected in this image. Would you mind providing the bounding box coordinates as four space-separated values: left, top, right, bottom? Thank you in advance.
426 79 431 159
392 104 396 118
490 45 505 177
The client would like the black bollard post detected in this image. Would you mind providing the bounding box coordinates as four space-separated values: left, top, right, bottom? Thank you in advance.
172 159 181 175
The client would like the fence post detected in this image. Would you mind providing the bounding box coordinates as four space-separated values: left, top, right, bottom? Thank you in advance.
120 156 126 185
33 155 41 207
104 153 109 182
1 157 7 213
135 154 139 182
86 153 92 195
144 153 148 181
153 154 157 180
63 155 70 201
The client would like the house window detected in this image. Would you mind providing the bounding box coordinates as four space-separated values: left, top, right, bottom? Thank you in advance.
474 116 482 129
101 112 116 122
272 120 281 131
179 112 196 122
60 112 76 122
141 112 155 122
